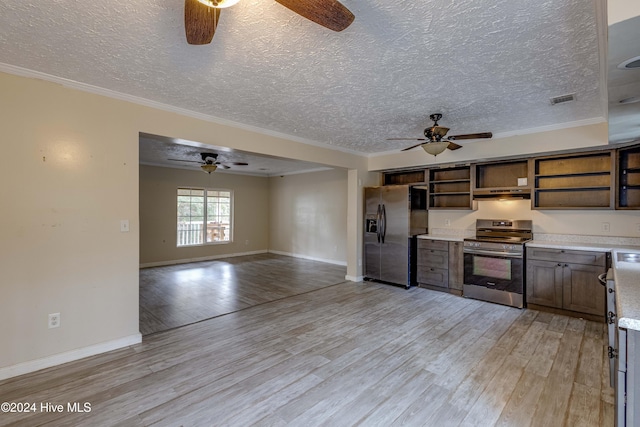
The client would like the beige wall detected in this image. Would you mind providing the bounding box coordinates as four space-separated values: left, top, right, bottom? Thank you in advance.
139 165 269 265
269 169 348 265
0 73 141 373
609 0 640 25
0 71 367 377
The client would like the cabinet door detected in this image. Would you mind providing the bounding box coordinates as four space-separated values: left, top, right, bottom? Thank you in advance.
562 263 606 316
418 249 448 268
526 259 563 308
448 241 464 291
416 266 448 288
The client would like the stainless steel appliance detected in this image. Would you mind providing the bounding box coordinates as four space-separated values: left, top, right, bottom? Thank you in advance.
463 219 532 308
364 185 428 288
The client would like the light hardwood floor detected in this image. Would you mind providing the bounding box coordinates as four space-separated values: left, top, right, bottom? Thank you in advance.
1 279 614 426
140 254 348 335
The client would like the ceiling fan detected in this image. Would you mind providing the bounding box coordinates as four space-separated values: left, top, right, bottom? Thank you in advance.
388 114 493 156
185 0 355 45
168 152 249 173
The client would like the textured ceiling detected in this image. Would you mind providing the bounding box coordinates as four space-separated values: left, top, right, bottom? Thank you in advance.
139 133 332 176
0 0 607 160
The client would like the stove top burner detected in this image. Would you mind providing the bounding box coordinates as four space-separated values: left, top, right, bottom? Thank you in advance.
466 219 533 245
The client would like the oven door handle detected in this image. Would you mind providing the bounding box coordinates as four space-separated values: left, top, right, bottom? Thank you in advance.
463 248 523 258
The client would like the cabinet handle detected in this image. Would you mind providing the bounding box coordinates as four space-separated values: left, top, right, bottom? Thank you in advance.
557 263 562 267
564 264 568 267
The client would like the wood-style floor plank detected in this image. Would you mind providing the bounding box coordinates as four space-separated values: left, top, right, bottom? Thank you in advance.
0 254 613 427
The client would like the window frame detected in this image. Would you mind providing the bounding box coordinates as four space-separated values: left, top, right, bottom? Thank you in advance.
176 187 233 247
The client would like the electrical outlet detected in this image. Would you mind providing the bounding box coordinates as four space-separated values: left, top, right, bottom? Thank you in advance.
636 224 640 233
445 219 451 227
120 220 130 233
48 313 60 329
245 240 249 245
602 222 610 233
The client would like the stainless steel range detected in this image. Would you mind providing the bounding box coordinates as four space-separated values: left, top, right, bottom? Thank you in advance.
463 219 533 308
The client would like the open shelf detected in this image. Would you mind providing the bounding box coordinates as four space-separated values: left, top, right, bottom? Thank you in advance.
475 160 529 190
618 146 640 209
428 166 472 209
534 152 613 209
383 170 426 185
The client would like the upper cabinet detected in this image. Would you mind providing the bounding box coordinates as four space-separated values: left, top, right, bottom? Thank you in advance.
428 165 473 209
533 151 614 209
473 160 531 199
379 143 640 210
617 146 640 209
383 170 426 185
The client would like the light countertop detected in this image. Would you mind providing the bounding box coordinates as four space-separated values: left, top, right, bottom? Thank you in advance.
612 248 640 331
416 234 464 242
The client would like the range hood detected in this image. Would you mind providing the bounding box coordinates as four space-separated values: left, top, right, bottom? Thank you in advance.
473 188 531 200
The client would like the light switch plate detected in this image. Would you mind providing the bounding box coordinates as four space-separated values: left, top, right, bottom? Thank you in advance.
120 220 130 232
517 177 528 186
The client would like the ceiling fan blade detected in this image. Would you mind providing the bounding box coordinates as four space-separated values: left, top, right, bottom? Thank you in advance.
401 143 426 151
447 141 463 151
274 0 355 32
220 164 231 169
448 132 493 140
168 158 203 163
185 0 220 45
230 162 249 166
387 138 427 141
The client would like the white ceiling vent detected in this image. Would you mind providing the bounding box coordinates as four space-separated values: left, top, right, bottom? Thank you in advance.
550 93 576 105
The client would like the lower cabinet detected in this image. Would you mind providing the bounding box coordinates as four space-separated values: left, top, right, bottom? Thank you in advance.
417 238 463 293
526 247 607 319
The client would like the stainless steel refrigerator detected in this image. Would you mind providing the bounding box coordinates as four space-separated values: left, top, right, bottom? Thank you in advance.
364 185 428 288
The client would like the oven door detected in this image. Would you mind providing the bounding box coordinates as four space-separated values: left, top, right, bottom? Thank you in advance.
463 250 524 295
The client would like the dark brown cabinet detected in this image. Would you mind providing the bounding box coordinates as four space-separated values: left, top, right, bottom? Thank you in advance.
428 166 473 209
447 241 464 292
473 160 531 197
526 259 563 308
416 239 448 288
417 238 463 293
533 152 614 209
383 170 426 185
526 247 607 320
617 146 640 209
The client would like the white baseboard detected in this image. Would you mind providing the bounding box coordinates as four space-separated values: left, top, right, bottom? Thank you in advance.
140 250 268 268
0 333 142 381
267 250 347 266
345 275 364 282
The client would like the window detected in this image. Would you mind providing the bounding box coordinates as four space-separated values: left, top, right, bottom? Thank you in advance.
177 188 232 246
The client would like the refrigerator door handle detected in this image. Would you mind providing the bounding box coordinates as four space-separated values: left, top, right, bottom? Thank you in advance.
376 204 381 243
381 204 386 244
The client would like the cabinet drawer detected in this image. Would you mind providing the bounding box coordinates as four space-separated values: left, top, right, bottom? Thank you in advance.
417 265 448 288
418 239 449 251
527 247 607 267
418 249 448 268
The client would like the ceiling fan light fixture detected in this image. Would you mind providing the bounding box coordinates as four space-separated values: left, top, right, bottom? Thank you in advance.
422 141 449 156
201 164 218 174
197 0 239 8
